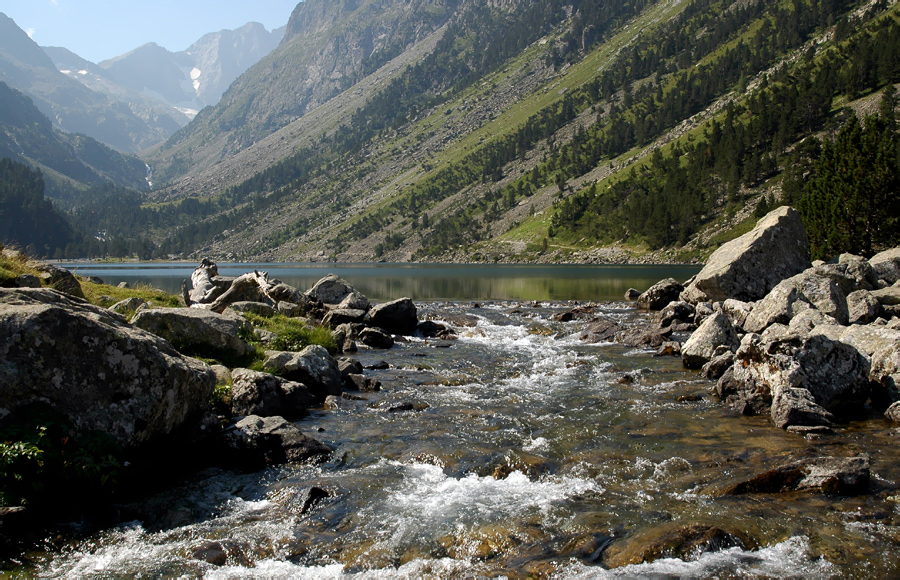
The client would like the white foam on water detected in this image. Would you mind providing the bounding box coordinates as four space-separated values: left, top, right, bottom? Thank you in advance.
355 461 601 548
41 497 293 578
45 523 176 577
207 560 346 579
554 536 837 579
524 435 551 452
206 557 472 579
447 322 587 415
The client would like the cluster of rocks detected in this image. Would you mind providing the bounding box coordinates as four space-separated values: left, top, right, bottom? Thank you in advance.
627 207 900 433
0 263 447 486
306 274 455 350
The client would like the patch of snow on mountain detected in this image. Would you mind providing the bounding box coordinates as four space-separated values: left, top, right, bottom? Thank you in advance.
176 107 199 120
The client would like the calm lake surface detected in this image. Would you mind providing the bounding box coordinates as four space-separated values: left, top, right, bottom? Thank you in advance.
66 262 701 302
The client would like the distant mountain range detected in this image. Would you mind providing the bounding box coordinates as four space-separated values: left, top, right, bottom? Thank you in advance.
94 22 285 116
0 12 284 154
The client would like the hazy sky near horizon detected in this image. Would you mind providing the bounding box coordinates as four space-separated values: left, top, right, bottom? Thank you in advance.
1 0 300 63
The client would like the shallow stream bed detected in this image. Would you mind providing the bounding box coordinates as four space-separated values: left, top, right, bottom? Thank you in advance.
23 301 900 578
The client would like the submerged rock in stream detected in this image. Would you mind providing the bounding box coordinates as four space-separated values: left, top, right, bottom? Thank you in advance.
220 415 331 469
721 455 871 496
603 522 750 568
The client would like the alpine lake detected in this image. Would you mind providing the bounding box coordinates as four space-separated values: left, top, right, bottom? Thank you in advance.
20 263 900 578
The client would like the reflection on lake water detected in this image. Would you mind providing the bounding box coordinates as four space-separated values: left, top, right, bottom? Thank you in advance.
66 262 701 302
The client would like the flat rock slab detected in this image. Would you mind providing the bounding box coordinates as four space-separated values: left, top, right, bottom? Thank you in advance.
132 307 253 361
722 455 870 495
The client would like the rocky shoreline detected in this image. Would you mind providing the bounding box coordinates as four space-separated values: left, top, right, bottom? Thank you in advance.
0 256 457 554
625 206 899 434
1 205 899 571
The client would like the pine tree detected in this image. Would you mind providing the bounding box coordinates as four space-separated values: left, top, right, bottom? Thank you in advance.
798 95 899 259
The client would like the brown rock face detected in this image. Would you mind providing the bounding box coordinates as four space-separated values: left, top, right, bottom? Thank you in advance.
604 523 748 568
722 455 870 496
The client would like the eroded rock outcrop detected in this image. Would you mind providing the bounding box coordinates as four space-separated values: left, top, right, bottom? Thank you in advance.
0 288 215 448
727 332 870 428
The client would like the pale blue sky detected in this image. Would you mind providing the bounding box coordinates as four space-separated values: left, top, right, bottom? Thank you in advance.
0 0 300 63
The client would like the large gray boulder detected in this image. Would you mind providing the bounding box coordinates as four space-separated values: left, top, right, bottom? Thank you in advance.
0 288 215 448
26 260 85 299
227 301 276 318
262 345 342 401
365 297 419 335
681 206 811 303
336 291 370 311
742 276 814 334
743 269 847 333
681 311 739 369
322 308 367 328
870 247 900 285
730 332 870 428
306 275 367 308
637 278 684 311
847 290 882 325
131 307 254 361
221 415 330 468
872 285 900 308
814 254 879 294
359 327 395 349
230 369 313 420
815 325 900 408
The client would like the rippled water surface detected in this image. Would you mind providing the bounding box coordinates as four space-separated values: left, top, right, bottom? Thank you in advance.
22 293 900 577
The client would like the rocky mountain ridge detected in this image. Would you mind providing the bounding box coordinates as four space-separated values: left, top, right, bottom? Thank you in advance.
145 0 456 184
130 0 899 265
0 11 287 155
0 12 183 154
97 22 285 115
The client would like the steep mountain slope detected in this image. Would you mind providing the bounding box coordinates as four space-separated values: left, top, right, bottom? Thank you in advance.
0 158 79 257
47 0 896 263
0 81 148 202
98 22 285 115
0 12 181 153
144 0 457 185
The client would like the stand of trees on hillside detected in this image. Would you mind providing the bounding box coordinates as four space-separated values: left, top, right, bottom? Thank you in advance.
0 159 76 258
790 87 899 259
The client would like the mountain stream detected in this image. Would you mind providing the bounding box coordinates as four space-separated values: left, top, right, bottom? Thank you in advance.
26 301 900 578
